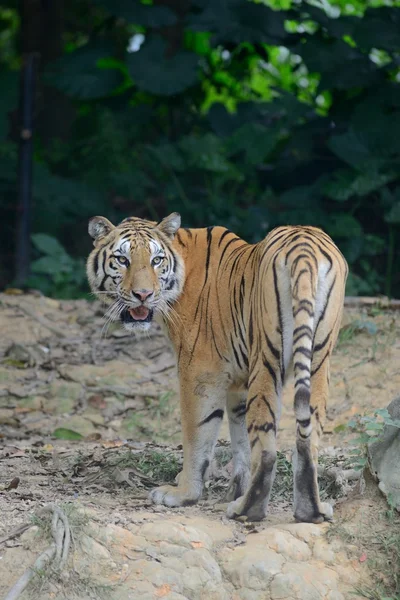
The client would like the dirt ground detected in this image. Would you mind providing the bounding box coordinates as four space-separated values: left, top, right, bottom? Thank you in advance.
0 291 399 599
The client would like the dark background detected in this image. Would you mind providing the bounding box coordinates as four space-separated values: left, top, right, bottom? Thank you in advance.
1 0 400 299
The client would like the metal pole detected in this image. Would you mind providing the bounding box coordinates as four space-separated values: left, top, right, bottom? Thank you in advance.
14 52 37 285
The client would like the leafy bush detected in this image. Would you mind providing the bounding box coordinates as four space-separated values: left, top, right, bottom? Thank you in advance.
26 234 88 299
1 0 399 297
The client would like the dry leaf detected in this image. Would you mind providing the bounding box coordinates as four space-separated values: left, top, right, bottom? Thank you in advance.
6 477 20 490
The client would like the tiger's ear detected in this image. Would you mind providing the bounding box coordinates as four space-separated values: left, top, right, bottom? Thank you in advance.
88 216 115 245
157 212 181 239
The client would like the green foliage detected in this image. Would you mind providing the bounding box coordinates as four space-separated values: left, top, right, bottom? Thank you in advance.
44 41 125 99
26 234 88 299
1 0 400 297
127 36 199 95
347 408 400 471
53 427 84 441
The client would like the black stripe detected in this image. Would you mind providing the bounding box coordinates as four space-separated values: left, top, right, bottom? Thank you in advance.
262 355 278 393
204 226 214 284
210 321 224 360
294 347 312 358
265 333 280 360
233 401 247 415
175 232 186 249
231 338 242 370
293 268 309 290
198 409 224 427
293 306 314 317
285 242 316 264
239 345 249 369
93 250 99 273
255 422 275 434
249 307 254 347
293 333 312 346
200 459 210 479
314 331 331 352
182 228 193 238
312 275 337 345
311 348 330 377
272 255 284 381
218 229 233 247
294 362 310 372
262 395 276 423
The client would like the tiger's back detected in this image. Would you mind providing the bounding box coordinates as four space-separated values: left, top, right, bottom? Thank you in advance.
86 214 347 523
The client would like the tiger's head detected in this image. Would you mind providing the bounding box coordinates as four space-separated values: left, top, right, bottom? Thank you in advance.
86 212 184 333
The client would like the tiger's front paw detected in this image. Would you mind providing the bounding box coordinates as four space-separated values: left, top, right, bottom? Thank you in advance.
149 484 200 508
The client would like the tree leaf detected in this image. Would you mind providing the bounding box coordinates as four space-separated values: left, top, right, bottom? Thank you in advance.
53 428 84 441
31 256 65 275
188 0 286 45
327 213 363 238
352 8 400 53
44 41 123 99
179 133 233 173
127 37 198 96
31 234 66 257
385 201 400 224
94 0 177 27
226 123 280 164
327 129 372 170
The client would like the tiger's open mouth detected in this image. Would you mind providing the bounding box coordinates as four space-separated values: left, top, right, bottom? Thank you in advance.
121 307 154 324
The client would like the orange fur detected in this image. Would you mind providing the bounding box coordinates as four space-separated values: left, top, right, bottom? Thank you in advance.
87 214 348 521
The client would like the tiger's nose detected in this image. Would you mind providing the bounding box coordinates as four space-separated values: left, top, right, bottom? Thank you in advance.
132 289 153 302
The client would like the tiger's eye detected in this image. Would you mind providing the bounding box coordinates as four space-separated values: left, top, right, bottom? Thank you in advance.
152 256 163 266
116 255 129 267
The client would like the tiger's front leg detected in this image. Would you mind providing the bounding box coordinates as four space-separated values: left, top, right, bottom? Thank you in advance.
149 372 226 507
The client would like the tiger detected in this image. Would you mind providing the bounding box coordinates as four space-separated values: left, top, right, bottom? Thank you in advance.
86 212 348 523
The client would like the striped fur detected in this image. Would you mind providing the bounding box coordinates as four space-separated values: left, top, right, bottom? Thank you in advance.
87 214 348 522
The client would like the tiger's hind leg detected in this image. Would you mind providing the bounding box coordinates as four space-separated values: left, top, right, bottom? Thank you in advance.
224 391 251 502
293 356 332 523
226 368 280 521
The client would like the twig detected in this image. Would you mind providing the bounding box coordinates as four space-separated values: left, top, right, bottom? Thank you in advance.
4 544 56 600
4 504 72 600
344 296 400 309
0 523 32 545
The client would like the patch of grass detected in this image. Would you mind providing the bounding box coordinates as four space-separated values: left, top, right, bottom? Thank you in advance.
136 450 181 482
31 502 90 542
28 566 115 600
270 451 355 503
271 452 293 501
27 504 109 600
109 448 181 483
338 318 378 348
327 491 400 600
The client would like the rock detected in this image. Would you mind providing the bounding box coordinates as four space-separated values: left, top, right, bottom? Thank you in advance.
0 507 369 600
368 396 400 512
44 380 82 414
0 408 19 425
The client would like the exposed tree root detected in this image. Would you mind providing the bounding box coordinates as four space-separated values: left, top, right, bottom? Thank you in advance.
4 504 71 600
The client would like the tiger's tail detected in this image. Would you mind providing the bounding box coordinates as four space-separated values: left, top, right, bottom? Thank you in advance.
289 255 318 437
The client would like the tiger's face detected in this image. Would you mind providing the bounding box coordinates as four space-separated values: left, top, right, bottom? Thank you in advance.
86 212 184 333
